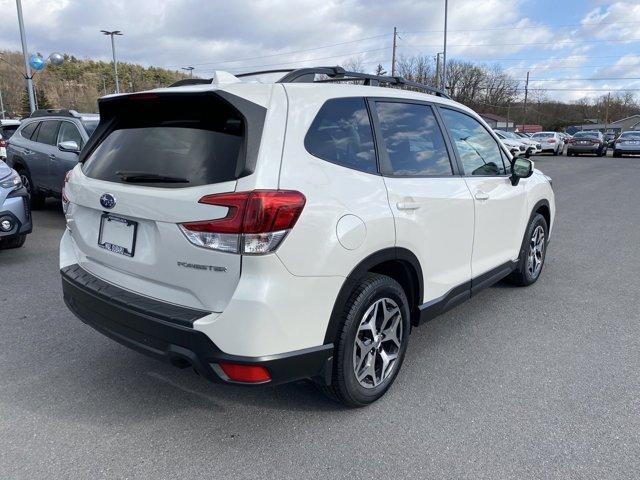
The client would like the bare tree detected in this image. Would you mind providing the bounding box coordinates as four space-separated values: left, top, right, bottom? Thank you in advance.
342 56 366 73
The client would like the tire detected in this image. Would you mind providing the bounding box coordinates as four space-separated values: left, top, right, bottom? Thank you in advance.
17 168 45 209
0 234 26 249
552 147 558 156
525 149 532 158
505 213 548 287
613 150 622 158
320 273 411 407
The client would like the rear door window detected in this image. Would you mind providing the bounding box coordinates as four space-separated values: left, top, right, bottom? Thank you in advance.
375 101 453 176
305 97 377 174
83 94 246 188
35 120 61 145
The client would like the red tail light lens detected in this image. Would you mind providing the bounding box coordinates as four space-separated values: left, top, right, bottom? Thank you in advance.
0 139 6 148
179 190 306 254
218 363 271 383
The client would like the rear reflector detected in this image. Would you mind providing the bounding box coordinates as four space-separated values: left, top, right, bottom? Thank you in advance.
218 363 271 383
179 190 305 255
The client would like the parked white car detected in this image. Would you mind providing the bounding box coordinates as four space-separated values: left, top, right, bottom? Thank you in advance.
495 130 542 157
492 130 527 157
60 67 555 406
0 119 21 159
530 131 564 155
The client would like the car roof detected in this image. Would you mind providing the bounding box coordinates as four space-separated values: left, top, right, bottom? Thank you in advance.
103 67 467 113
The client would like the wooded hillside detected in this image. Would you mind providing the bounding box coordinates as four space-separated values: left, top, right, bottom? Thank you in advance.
0 51 187 117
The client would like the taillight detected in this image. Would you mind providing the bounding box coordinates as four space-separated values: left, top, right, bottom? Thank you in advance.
179 190 306 255
0 139 6 148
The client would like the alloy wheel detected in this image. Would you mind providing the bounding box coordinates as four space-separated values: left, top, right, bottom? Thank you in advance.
352 297 403 389
527 225 545 278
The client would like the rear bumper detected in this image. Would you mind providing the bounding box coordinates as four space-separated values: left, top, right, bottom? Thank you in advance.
61 264 333 386
0 187 32 239
568 145 601 153
614 147 640 154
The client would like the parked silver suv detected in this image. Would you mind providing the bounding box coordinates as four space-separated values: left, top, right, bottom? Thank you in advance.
6 109 99 209
0 161 31 249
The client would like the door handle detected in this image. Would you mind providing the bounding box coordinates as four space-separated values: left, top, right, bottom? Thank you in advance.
49 154 57 159
474 191 490 201
396 201 421 210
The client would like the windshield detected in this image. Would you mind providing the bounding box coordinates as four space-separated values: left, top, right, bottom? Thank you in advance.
532 132 554 138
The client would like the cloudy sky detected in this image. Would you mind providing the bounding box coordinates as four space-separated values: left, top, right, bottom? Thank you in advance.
0 0 638 101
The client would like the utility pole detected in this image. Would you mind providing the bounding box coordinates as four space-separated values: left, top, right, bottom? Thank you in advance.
16 0 35 113
0 86 5 119
604 92 611 131
523 71 530 127
101 30 123 93
442 0 448 92
435 52 442 89
182 66 195 78
391 27 397 77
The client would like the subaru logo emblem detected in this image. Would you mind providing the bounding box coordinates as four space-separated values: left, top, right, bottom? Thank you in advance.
100 193 116 209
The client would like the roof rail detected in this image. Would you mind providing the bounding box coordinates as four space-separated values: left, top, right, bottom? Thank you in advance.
236 65 451 98
29 109 81 119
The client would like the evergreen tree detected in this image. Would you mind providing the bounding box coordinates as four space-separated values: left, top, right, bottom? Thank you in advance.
375 64 387 76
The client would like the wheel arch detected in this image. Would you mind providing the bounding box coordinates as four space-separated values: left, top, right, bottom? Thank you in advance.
323 247 424 344
532 198 551 230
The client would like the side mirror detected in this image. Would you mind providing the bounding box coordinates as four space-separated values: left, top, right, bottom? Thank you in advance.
510 157 533 186
58 140 80 154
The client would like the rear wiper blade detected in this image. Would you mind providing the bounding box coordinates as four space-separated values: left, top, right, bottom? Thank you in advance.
115 171 189 183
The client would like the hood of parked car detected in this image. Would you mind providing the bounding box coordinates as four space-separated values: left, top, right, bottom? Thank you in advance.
0 161 11 180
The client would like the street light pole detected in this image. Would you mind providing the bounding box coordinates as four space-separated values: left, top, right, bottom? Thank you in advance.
15 0 35 113
101 30 123 93
182 66 195 78
442 0 448 92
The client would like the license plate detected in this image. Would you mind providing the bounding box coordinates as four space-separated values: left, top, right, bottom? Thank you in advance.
98 214 137 257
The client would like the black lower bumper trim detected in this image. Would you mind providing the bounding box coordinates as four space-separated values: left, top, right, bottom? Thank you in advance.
61 264 333 386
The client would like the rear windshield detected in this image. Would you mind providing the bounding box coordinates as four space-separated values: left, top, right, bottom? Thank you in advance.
573 131 598 138
532 132 554 138
620 132 640 139
1 125 18 139
83 95 245 188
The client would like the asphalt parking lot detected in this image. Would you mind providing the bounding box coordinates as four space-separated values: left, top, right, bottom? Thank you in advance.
1 153 639 479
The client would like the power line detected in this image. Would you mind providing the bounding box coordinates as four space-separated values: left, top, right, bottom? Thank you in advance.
197 47 392 73
505 63 640 71
163 33 391 68
402 19 640 34
402 37 640 49
523 77 640 82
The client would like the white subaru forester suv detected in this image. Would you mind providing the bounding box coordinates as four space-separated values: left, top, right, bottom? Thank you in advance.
60 67 555 407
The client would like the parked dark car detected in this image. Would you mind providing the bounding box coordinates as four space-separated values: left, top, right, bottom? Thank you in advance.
567 131 606 157
5 109 98 208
